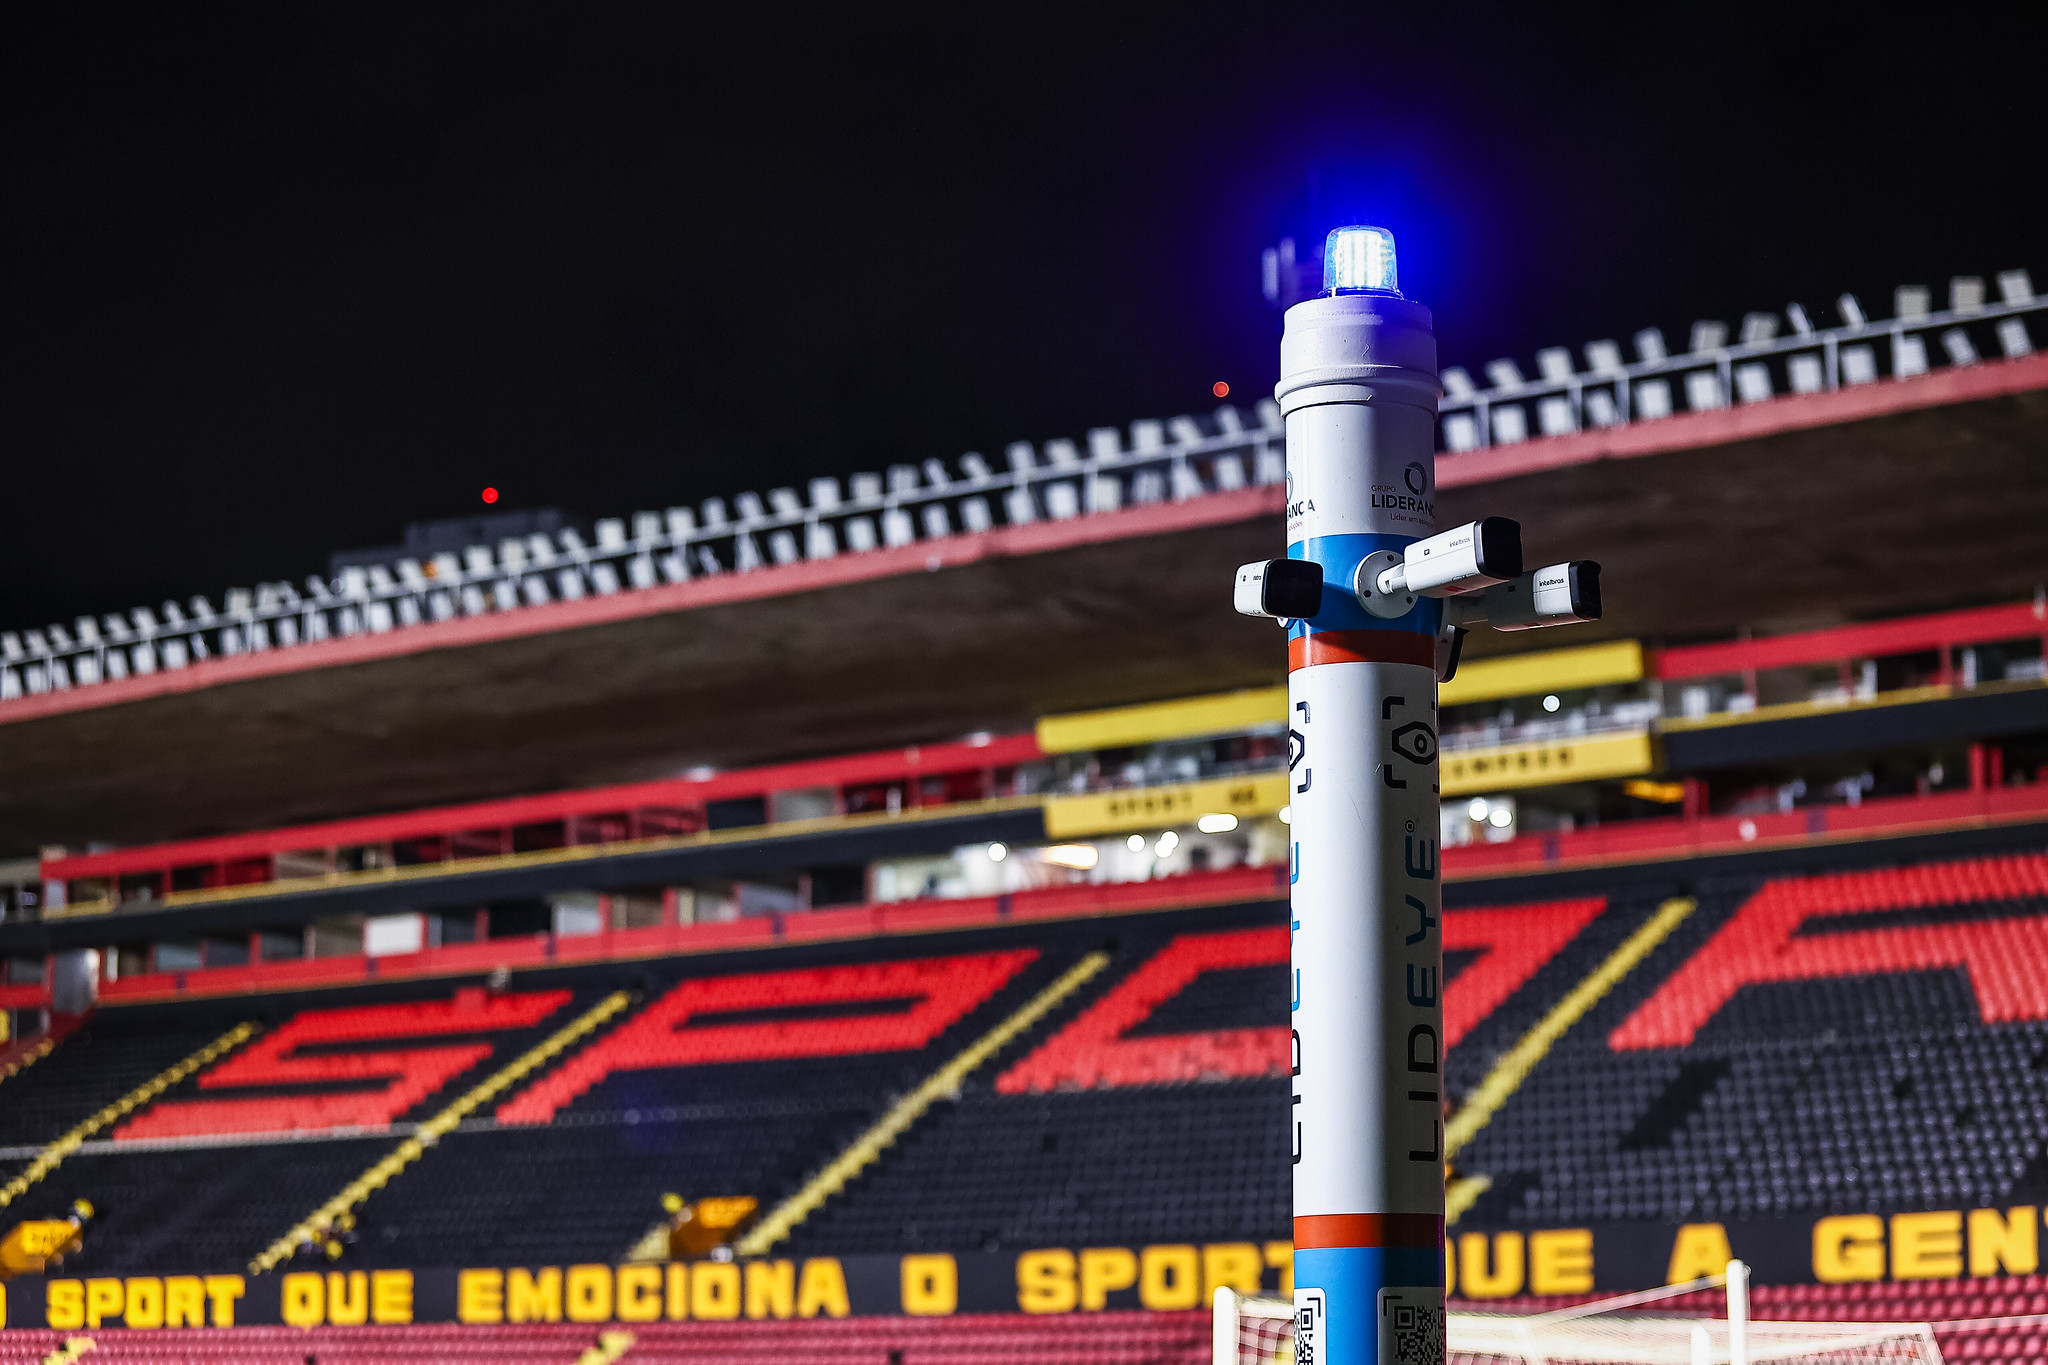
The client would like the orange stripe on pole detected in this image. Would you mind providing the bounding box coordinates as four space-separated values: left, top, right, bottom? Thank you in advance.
1292 1212 1443 1249
1288 630 1436 671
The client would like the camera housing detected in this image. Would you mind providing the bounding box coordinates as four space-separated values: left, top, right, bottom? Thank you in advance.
1233 558 1324 621
1446 561 1603 631
1373 518 1523 599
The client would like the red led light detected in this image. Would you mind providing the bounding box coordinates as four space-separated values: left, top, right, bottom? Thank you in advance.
1212 381 1230 398
481 487 499 504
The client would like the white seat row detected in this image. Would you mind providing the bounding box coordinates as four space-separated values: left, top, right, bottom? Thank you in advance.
1440 270 2038 452
0 404 1285 693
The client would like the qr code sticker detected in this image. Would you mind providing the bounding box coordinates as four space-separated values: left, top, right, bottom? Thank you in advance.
1377 1287 1446 1365
1292 1288 1324 1365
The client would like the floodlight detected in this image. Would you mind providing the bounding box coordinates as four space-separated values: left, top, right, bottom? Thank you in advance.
1321 225 1398 295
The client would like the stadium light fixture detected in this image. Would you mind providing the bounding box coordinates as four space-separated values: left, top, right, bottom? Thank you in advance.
1227 223 1606 1365
1196 812 1239 834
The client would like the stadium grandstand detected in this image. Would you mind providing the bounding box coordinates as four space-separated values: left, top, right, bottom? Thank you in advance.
2 270 2046 1363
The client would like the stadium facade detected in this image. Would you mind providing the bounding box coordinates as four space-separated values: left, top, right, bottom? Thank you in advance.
1 269 2045 1362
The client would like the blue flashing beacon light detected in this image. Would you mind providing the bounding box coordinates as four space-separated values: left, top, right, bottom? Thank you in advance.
1322 224 1399 296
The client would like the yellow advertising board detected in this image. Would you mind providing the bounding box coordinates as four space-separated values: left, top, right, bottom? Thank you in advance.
1043 773 1290 840
1035 688 1287 755
1439 640 1644 709
1440 730 1654 796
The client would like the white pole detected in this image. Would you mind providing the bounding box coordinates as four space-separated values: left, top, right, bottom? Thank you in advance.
1213 1284 1240 1365
1691 1323 1712 1365
1726 1259 1750 1365
1280 227 1445 1365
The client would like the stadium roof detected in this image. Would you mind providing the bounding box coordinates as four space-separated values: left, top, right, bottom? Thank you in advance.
5 344 2045 854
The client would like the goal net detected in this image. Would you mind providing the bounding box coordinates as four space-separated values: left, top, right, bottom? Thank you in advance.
1214 1286 1945 1364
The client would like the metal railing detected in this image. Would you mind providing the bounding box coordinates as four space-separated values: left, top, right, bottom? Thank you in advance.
2 266 2039 706
1437 269 2041 451
0 406 1286 702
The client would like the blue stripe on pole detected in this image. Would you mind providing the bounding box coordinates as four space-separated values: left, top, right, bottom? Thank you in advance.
1293 1245 1442 1363
1287 534 1441 640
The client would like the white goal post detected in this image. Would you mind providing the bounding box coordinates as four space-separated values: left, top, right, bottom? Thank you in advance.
1214 1260 1945 1365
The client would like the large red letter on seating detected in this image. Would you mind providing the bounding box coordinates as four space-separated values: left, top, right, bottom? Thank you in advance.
1441 898 1605 1051
997 902 1606 1094
1610 853 2048 1050
497 949 1037 1124
997 928 1289 1092
118 988 572 1139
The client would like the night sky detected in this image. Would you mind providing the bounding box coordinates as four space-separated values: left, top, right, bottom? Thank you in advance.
5 5 2042 630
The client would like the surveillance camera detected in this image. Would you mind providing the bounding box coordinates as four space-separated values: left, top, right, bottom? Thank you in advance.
1371 518 1523 599
1233 558 1324 620
1447 561 1602 631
